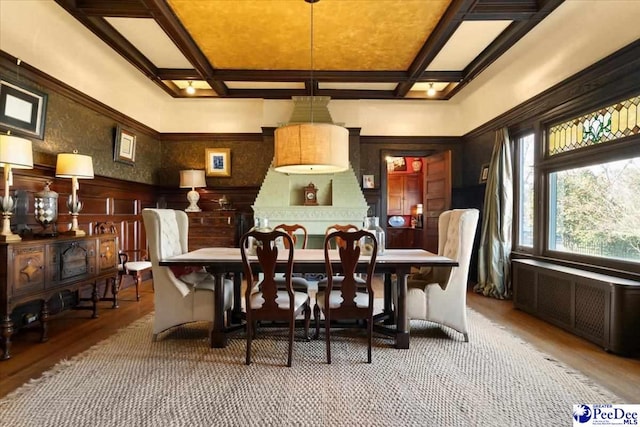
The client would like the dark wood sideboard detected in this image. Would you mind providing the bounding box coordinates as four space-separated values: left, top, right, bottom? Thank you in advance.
0 234 118 360
186 211 240 250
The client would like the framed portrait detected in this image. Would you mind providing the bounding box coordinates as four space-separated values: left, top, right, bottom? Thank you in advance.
113 124 137 166
206 148 231 177
363 174 375 189
479 163 490 183
0 79 48 139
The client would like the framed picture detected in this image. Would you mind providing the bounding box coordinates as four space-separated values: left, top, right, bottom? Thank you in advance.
0 79 48 139
479 163 490 183
206 148 231 177
113 124 137 165
386 157 407 172
363 174 375 189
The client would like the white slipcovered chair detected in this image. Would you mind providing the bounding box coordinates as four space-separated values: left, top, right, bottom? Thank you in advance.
406 208 479 341
142 208 233 341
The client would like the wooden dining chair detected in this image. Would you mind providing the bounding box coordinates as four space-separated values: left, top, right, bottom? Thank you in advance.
274 223 308 249
315 229 378 364
273 223 311 293
325 224 359 249
318 224 365 291
240 229 311 367
94 221 153 306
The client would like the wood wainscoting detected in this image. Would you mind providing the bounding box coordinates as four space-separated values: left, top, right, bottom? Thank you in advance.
12 166 156 257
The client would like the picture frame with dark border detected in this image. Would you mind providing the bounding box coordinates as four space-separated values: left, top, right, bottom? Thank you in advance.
363 174 375 189
479 163 490 183
205 148 231 177
0 79 48 140
113 124 137 166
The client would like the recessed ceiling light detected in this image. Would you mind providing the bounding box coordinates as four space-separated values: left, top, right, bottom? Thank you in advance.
186 81 196 95
427 83 436 97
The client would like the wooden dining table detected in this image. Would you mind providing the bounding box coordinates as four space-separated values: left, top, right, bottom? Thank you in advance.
159 247 457 349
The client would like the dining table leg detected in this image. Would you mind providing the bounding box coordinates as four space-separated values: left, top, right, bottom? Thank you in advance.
210 272 228 348
231 272 243 324
395 267 410 349
383 273 395 324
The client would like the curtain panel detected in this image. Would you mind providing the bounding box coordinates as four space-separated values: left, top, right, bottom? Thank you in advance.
474 128 513 299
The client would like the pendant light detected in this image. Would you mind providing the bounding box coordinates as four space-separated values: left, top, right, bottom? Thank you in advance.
273 0 349 174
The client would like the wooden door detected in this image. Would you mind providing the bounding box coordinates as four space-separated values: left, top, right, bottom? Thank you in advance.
387 175 404 215
403 173 422 214
423 151 451 253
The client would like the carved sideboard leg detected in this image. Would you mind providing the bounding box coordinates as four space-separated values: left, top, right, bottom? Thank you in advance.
91 283 99 318
40 300 50 342
1 315 14 360
112 277 120 308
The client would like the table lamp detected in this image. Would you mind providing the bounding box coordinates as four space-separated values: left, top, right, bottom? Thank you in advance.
0 134 33 242
180 169 206 212
55 150 94 236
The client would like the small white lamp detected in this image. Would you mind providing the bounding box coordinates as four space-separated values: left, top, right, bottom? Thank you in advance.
55 150 94 236
0 134 33 242
180 169 206 212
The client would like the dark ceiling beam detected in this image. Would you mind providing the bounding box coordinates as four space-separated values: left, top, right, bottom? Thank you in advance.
53 0 175 97
465 0 538 20
156 69 202 81
447 0 565 98
157 69 464 85
317 89 399 100
395 0 476 97
213 70 409 83
74 0 152 18
158 69 410 83
141 0 229 96
226 89 311 99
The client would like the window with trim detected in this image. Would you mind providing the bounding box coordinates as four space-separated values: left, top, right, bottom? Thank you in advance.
516 133 535 248
545 94 640 265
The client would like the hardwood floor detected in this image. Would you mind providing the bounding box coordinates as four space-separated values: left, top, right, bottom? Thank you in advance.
468 291 640 402
1 280 638 402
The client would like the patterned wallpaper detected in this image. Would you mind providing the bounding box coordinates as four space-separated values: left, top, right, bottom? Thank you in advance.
1 64 162 185
158 136 273 188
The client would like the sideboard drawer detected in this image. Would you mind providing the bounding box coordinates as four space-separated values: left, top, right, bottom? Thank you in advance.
10 245 45 297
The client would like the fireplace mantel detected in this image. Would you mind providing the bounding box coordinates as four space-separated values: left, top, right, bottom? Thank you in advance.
252 162 368 236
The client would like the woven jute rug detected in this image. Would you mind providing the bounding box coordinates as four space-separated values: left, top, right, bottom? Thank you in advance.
0 309 619 427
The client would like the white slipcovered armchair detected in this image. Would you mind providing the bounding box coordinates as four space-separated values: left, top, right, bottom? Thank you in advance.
142 208 233 340
406 208 479 341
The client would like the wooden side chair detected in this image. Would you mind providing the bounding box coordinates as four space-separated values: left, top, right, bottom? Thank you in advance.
273 223 311 293
315 229 378 363
274 223 308 249
94 221 152 307
240 229 311 367
317 224 365 291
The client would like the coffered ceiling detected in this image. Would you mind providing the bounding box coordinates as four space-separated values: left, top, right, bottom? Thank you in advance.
54 0 564 100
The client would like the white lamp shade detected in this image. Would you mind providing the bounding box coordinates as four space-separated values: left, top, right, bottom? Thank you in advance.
180 169 206 188
274 123 349 174
0 135 33 169
55 152 94 179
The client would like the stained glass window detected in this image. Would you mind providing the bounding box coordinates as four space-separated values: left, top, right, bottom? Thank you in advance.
547 94 640 156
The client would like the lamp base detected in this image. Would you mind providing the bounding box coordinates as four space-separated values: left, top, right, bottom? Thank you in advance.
0 214 21 241
63 229 86 237
0 233 22 242
185 189 201 212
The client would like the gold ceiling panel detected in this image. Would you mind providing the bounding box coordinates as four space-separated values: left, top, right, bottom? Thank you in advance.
167 0 452 71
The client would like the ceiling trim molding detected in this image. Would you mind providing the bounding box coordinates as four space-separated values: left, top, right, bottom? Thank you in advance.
463 39 640 140
0 50 160 139
360 135 462 145
160 133 263 142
